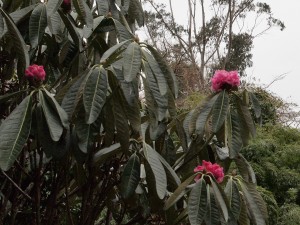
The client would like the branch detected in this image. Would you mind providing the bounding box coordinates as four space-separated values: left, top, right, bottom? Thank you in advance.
1 170 32 202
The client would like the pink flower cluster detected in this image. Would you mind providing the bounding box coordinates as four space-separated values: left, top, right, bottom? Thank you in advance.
211 70 240 92
25 64 46 81
61 0 71 12
194 160 224 183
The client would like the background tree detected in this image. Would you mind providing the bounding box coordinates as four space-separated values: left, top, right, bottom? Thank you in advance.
142 0 285 93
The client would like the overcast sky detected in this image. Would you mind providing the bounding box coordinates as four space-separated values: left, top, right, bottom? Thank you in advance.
139 0 300 107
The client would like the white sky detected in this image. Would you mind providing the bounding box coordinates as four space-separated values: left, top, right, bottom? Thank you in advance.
139 0 300 107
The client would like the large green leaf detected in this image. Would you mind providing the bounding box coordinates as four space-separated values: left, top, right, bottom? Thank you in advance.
42 88 69 128
205 186 220 225
96 0 109 15
48 11 62 35
10 4 37 23
39 90 63 142
29 4 48 48
156 151 180 191
46 0 63 17
142 49 168 96
210 177 229 222
92 143 122 166
188 178 208 225
35 104 69 159
227 110 243 158
0 90 27 104
0 8 29 74
100 39 130 64
127 0 144 27
235 94 256 138
235 154 256 183
237 179 268 225
225 177 241 220
0 13 4 39
212 90 229 133
0 95 32 171
164 174 196 210
121 153 141 199
249 92 262 118
142 60 168 121
146 44 178 98
83 66 108 124
108 74 130 152
61 73 89 120
123 41 142 82
75 108 92 153
143 142 167 199
113 19 133 41
195 94 218 138
72 0 93 28
58 10 83 52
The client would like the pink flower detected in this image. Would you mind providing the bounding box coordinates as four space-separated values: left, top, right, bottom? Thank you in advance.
61 0 71 13
25 64 46 81
194 160 224 183
211 70 240 92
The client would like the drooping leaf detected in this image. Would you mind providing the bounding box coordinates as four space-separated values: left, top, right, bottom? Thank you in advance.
127 0 144 27
235 94 256 138
237 179 268 225
113 18 133 41
224 177 241 220
142 49 168 96
146 44 178 98
39 90 63 142
35 104 69 159
0 8 29 74
227 110 243 158
188 178 207 225
164 173 196 210
61 73 89 120
142 59 168 121
46 0 63 17
121 153 141 199
212 90 229 133
72 0 93 28
96 0 109 15
29 4 48 48
0 13 4 39
92 143 122 166
0 90 27 104
143 142 167 200
10 4 37 24
58 10 83 52
195 94 218 138
157 151 180 190
235 153 257 183
210 177 229 222
249 92 262 118
83 66 108 124
0 95 32 171
123 41 141 82
205 185 221 225
75 108 92 153
100 39 130 64
119 81 141 133
48 11 63 36
42 88 69 128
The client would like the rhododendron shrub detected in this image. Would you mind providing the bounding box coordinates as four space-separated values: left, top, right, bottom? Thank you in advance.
194 160 224 183
211 70 240 92
0 1 267 225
